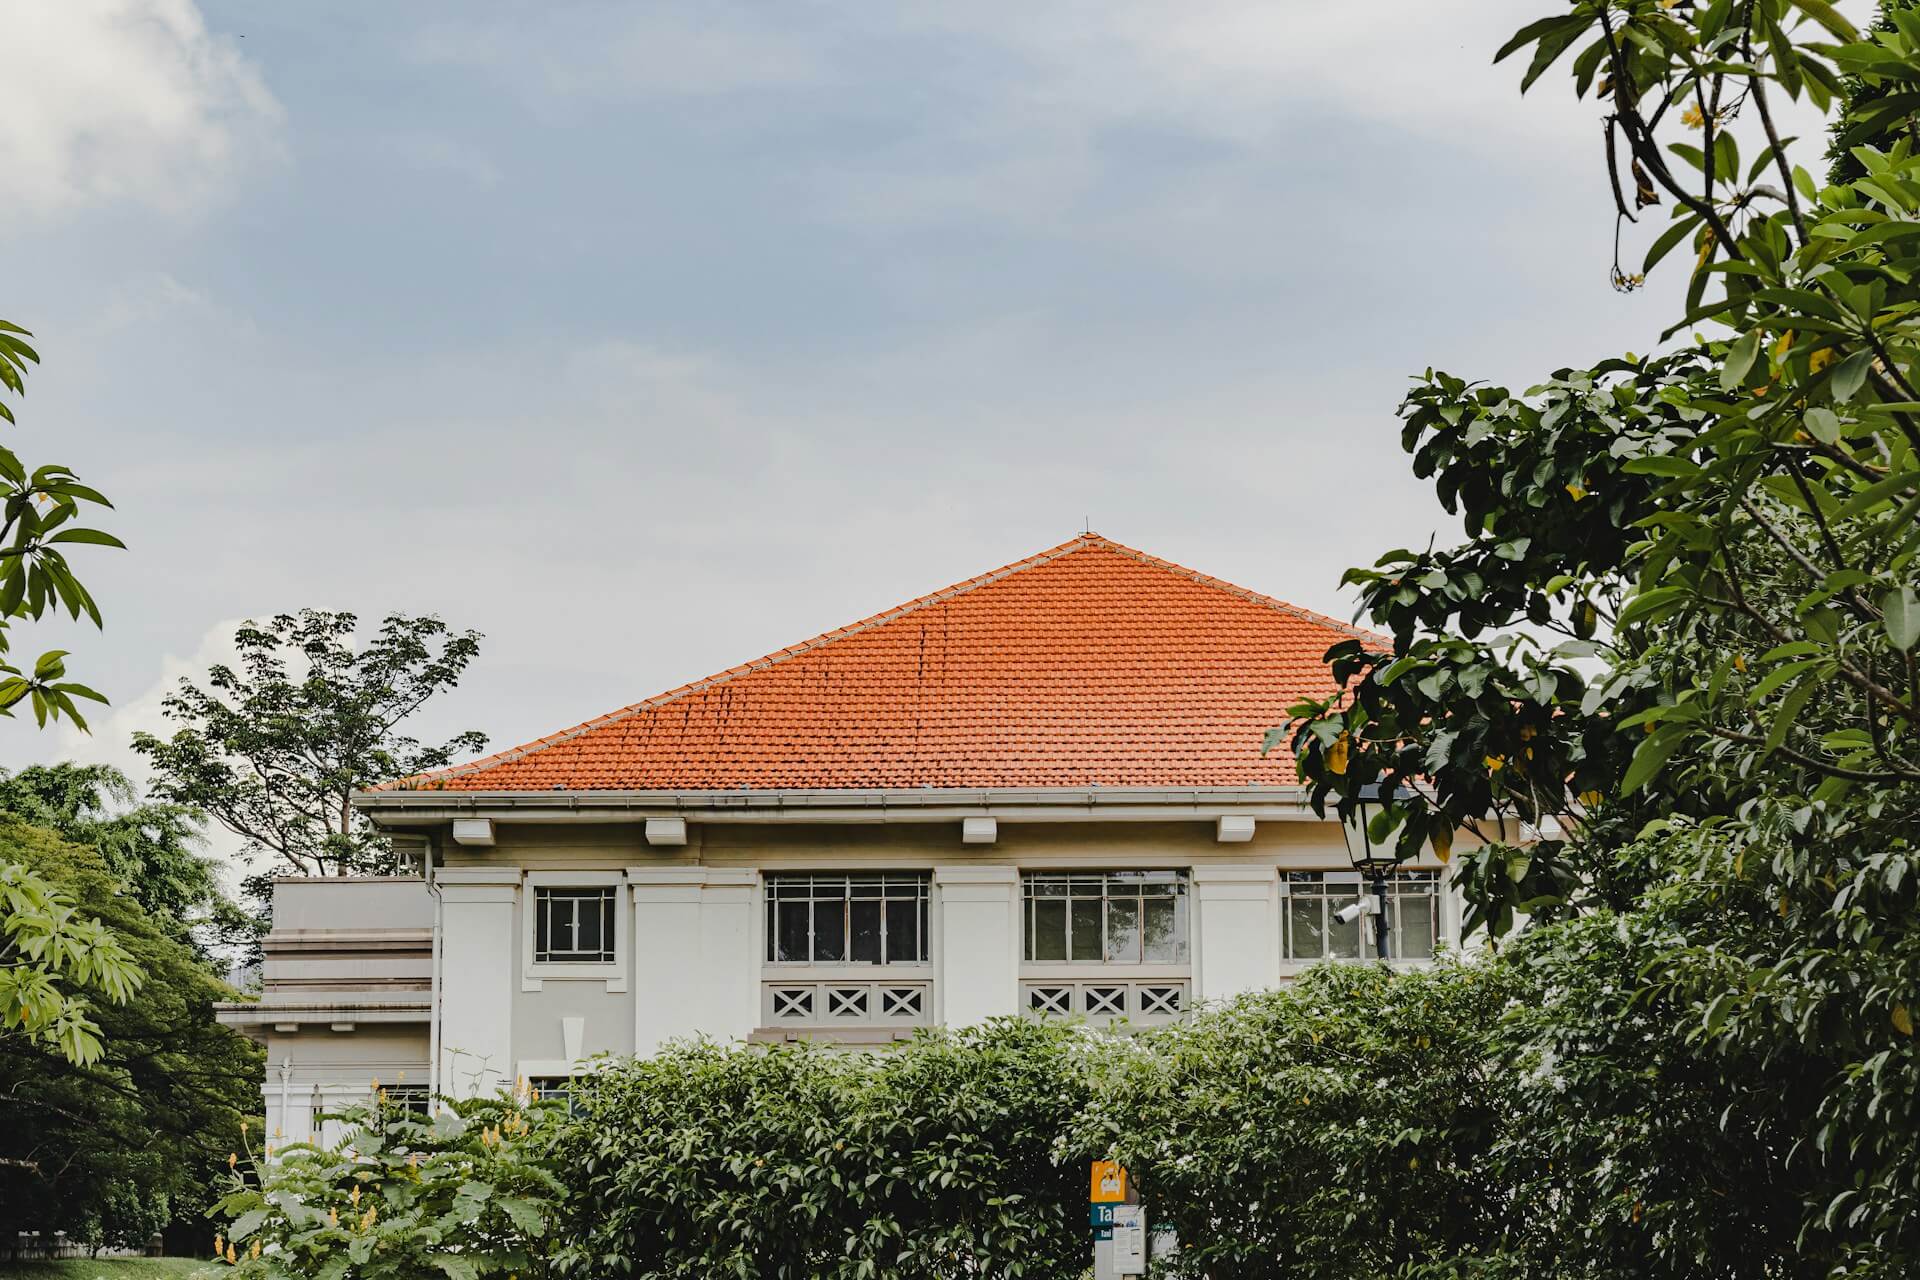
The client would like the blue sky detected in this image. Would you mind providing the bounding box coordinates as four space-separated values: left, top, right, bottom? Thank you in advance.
3 1 1734 789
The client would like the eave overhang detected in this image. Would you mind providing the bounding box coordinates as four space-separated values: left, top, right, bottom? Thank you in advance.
354 785 1323 828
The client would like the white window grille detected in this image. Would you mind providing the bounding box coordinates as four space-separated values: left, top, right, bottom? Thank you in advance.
1283 870 1440 961
1022 870 1189 964
766 873 930 965
533 887 617 964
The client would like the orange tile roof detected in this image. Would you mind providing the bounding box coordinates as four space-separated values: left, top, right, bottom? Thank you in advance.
399 534 1380 792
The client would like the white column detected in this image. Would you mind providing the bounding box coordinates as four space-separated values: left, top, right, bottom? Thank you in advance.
436 868 519 1097
1192 865 1279 1001
630 867 759 1053
934 865 1019 1025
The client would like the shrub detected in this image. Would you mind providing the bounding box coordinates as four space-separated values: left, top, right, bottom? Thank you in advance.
208 1092 566 1280
548 1018 1101 1280
1076 959 1517 1280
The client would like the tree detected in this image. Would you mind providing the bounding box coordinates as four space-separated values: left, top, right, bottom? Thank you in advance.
0 856 141 1067
0 319 122 729
133 610 488 882
0 820 259 1254
1282 2 1920 1271
0 762 245 960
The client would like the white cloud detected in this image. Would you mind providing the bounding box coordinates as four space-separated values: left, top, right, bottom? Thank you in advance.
0 0 280 223
50 615 247 790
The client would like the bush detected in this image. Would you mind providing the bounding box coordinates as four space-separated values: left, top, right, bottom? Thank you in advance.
208 1092 566 1280
1076 960 1518 1280
549 1018 1099 1280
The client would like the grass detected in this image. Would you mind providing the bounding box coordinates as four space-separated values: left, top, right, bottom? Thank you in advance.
0 1261 211 1280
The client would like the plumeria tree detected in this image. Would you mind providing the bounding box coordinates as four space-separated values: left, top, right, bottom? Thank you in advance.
1283 0 1920 1270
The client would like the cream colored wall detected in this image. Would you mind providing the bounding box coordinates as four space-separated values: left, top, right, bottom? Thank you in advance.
446 817 1443 872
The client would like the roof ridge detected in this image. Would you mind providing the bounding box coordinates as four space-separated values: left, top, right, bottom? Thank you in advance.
384 533 1109 789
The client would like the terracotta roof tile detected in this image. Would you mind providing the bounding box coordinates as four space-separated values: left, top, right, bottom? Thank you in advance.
395 534 1381 792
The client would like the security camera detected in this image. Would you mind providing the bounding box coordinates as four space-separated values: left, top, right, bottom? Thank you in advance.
1334 897 1379 925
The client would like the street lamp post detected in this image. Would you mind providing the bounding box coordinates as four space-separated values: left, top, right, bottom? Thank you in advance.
1338 783 1397 961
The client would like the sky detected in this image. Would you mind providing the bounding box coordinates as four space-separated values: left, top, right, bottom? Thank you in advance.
1 1 1814 816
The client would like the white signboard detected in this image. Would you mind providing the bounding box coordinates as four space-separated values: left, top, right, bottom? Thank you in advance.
1111 1204 1147 1274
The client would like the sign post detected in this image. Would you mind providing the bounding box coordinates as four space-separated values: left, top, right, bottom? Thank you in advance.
1089 1162 1146 1278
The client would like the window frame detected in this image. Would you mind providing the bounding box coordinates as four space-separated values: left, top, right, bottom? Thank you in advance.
1020 870 1192 969
763 872 932 968
521 871 628 992
1280 869 1443 965
534 886 617 964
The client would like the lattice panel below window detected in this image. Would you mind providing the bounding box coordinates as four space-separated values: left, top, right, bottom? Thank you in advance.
1020 981 1191 1024
763 981 932 1027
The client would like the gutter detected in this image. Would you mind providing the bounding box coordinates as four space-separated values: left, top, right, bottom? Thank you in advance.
355 785 1321 828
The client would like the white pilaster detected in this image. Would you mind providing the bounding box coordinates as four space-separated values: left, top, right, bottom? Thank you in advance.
630 867 758 1053
1192 864 1279 1002
436 868 519 1096
934 865 1019 1025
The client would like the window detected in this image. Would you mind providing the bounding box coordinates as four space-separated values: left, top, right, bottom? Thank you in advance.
766 874 929 965
1022 871 1189 964
378 1085 432 1116
529 1076 583 1117
1283 870 1440 961
533 887 616 964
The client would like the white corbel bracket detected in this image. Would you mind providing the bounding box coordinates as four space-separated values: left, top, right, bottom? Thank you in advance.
1216 816 1256 842
645 818 688 846
451 817 495 846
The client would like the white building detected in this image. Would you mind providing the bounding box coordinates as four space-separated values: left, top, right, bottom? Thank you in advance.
217 534 1457 1141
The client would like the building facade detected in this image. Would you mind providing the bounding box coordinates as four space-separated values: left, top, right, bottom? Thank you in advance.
218 535 1456 1142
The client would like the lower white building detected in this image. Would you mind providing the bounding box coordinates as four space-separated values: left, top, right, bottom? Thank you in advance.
217 534 1458 1142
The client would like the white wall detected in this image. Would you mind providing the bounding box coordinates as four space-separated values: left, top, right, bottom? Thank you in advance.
934 864 1019 1024
436 868 519 1095
629 867 758 1053
1192 864 1279 1001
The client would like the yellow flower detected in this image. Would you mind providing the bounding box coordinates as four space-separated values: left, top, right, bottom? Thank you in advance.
1734 653 1747 672
1680 101 1705 129
328 1208 339 1227
362 1206 378 1230
1564 482 1586 501
351 1184 361 1207
213 1236 224 1258
250 1240 262 1260
226 1245 238 1265
1484 755 1504 772
228 1152 238 1169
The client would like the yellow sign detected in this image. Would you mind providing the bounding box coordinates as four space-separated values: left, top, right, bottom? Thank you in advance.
1090 1160 1128 1203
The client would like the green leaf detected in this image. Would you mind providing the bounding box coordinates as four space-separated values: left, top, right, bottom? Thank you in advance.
44 528 126 548
227 1209 270 1242
1803 407 1841 444
1622 727 1688 796
1767 681 1818 755
1722 331 1761 391
1883 586 1920 652
1618 585 1691 628
1788 0 1858 40
431 1254 479 1280
1829 349 1873 402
